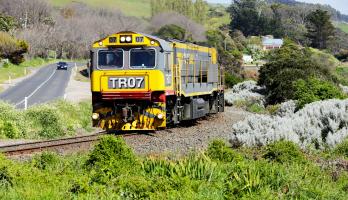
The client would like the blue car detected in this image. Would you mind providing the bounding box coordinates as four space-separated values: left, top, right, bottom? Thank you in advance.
57 62 68 70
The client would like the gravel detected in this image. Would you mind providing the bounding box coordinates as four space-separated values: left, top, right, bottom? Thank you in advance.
124 107 248 156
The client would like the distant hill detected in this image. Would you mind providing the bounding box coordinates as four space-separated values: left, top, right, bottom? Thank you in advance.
49 0 151 18
267 0 348 23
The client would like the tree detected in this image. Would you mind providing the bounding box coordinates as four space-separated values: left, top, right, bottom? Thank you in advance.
228 0 269 36
0 14 16 32
150 12 206 41
258 40 336 104
205 29 244 76
305 9 335 49
155 24 187 41
0 32 28 64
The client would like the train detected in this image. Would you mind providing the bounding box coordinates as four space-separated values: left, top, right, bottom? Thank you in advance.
89 31 224 131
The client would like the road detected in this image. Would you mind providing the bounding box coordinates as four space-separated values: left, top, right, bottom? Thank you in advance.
0 62 77 109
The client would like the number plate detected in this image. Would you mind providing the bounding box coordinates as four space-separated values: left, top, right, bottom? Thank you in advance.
108 77 145 89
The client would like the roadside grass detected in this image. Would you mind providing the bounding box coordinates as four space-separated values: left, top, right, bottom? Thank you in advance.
0 100 92 139
0 138 347 199
49 0 151 18
0 58 57 85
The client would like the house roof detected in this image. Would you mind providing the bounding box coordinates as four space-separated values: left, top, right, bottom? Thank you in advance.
262 38 284 46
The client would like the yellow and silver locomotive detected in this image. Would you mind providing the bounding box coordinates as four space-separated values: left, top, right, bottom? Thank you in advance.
90 31 224 131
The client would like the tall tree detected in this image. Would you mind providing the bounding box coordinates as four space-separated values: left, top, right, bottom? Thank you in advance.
305 9 335 49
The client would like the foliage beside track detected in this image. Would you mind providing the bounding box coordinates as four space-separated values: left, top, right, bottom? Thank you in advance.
0 137 348 199
0 100 92 139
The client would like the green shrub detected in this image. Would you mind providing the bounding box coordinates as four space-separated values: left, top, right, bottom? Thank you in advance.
294 78 346 108
246 103 265 114
155 24 189 41
0 121 20 139
225 72 243 88
263 141 305 163
207 140 242 162
32 152 59 170
224 161 288 199
0 166 13 189
0 102 27 138
266 104 280 115
26 106 65 138
0 31 28 64
259 41 337 104
333 139 348 158
142 154 216 181
118 176 151 199
86 136 138 183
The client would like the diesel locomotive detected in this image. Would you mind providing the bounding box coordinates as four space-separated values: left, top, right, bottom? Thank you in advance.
89 31 224 131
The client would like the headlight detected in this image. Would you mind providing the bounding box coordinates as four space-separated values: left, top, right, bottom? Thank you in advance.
120 36 126 42
126 36 132 42
98 41 103 46
92 113 100 120
157 113 164 119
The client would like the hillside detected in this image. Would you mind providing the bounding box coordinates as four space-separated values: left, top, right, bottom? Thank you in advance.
49 0 151 18
336 22 348 33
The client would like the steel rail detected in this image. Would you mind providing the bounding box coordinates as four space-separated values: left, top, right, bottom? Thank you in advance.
0 132 108 156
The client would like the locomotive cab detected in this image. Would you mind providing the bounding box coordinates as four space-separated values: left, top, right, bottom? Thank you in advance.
90 31 224 131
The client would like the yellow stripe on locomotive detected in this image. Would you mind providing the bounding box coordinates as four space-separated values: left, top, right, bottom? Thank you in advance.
89 31 224 131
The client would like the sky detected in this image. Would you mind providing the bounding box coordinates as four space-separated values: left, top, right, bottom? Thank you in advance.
206 0 348 15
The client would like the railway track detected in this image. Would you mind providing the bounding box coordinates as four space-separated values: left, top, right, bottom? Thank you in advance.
0 132 108 157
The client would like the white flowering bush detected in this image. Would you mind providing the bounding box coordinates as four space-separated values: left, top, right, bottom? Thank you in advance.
275 100 297 117
225 81 265 106
231 99 348 149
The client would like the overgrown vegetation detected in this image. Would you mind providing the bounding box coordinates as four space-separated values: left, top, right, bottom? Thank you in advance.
258 40 343 104
0 100 92 139
0 31 28 64
0 138 347 199
294 78 346 108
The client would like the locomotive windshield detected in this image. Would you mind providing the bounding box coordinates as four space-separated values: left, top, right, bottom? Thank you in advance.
130 48 156 69
98 49 123 69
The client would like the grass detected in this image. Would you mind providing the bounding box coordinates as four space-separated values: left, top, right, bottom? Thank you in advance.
0 138 347 199
335 21 348 33
0 100 92 139
0 58 57 85
49 0 151 18
336 64 348 86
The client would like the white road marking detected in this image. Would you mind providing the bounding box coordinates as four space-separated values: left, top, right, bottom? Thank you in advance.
15 68 57 106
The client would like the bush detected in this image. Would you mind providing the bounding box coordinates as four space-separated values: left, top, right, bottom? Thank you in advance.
0 100 91 139
86 136 138 183
263 141 305 163
294 78 346 107
155 24 187 41
0 31 28 64
258 40 336 104
142 154 216 181
207 140 242 162
225 72 243 88
32 152 59 170
0 166 13 188
333 139 348 158
26 106 65 138
0 101 27 139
